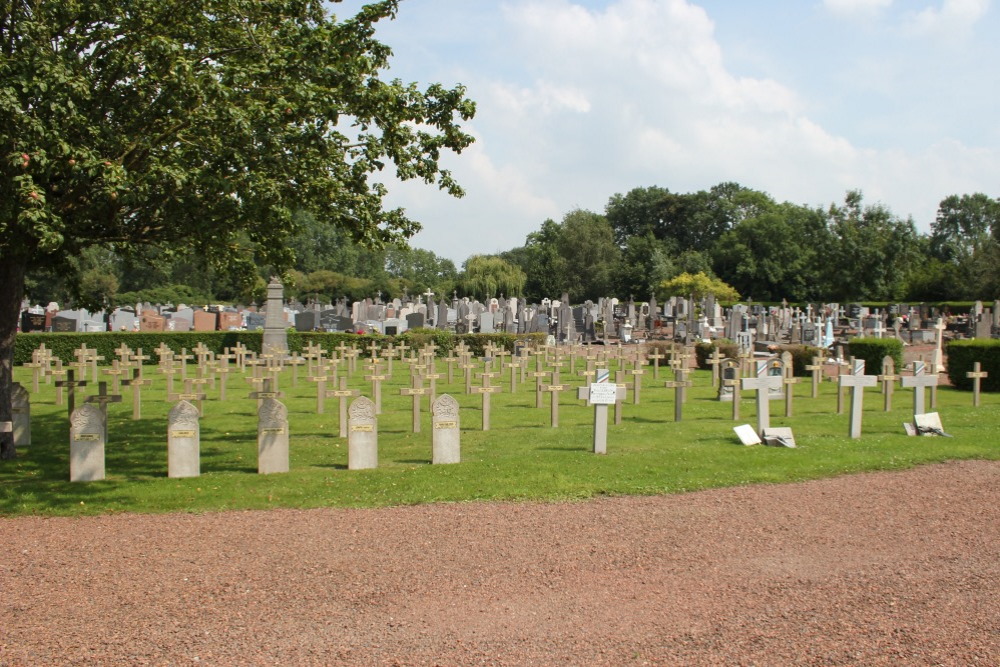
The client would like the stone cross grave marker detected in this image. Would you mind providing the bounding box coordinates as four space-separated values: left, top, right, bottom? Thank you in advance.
706 347 725 388
364 360 387 415
257 398 289 475
169 378 208 416
70 403 106 482
839 358 877 439
472 370 501 431
966 362 988 407
721 360 742 421
54 369 88 417
577 379 626 454
121 367 152 420
347 396 378 470
84 381 122 441
664 367 692 422
900 361 939 418
326 377 360 438
46 358 68 405
400 375 429 433
877 356 897 412
168 400 201 478
431 394 461 464
11 383 30 447
805 355 824 398
540 369 573 428
740 361 783 435
781 351 799 418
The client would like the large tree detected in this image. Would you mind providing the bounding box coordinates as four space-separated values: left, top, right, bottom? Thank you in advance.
0 0 476 459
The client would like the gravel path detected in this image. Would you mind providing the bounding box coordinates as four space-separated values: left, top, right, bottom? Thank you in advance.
2 460 998 666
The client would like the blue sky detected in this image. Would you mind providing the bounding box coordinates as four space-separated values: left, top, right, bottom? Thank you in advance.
332 0 1000 264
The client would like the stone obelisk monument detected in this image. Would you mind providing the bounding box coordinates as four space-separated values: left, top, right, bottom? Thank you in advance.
262 276 288 358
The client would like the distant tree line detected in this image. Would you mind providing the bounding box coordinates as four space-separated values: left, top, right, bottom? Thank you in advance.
24 185 1000 309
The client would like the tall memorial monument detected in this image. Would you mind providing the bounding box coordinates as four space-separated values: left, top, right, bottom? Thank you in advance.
262 276 288 357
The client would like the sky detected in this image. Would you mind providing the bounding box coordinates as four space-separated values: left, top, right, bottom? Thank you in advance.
332 0 1000 264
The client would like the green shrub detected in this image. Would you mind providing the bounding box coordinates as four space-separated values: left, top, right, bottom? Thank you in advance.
773 344 826 376
14 330 547 365
847 337 904 375
695 339 738 369
946 339 1000 392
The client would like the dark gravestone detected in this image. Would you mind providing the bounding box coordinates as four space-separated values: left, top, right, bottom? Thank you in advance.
331 315 354 332
21 312 46 332
295 311 317 332
385 326 398 336
406 312 426 330
245 313 266 330
319 310 338 331
51 315 77 332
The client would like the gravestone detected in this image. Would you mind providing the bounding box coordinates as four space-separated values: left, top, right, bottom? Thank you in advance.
51 315 78 332
478 312 495 333
167 400 201 478
257 398 289 474
20 311 46 332
347 396 378 470
11 383 30 447
245 312 266 330
140 312 166 332
218 311 243 330
261 277 288 355
406 312 426 330
70 403 105 482
192 310 218 332
431 394 461 464
295 311 318 332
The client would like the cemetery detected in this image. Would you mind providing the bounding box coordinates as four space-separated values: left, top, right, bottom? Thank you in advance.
3 285 998 513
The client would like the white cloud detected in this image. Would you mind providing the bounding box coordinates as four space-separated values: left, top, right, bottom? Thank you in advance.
822 0 894 18
906 0 990 38
369 0 1000 261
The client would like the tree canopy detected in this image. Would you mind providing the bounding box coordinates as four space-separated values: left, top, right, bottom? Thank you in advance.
0 0 477 459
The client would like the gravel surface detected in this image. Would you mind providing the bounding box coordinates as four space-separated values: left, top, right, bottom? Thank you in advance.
2 460 998 666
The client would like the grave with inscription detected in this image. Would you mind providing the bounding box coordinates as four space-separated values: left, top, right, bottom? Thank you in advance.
348 396 378 470
70 403 106 482
431 394 461 464
257 398 289 474
167 400 201 478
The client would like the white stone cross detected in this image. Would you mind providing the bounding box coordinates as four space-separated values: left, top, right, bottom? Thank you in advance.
740 361 783 435
931 318 947 374
577 382 626 454
838 359 877 439
900 361 939 417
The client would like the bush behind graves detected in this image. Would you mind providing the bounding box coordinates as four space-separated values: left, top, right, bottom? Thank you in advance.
695 340 738 369
847 338 904 375
15 330 548 364
946 339 1000 392
773 345 827 376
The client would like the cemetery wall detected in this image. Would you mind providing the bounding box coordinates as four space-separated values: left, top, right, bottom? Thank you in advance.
946 339 1000 391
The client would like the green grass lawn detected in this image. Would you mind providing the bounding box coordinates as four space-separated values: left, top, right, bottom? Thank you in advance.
2 361 998 516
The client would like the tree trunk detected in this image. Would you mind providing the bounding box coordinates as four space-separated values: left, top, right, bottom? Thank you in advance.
0 254 26 460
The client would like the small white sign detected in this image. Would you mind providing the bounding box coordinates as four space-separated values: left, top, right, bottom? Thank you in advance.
596 369 610 384
588 383 618 405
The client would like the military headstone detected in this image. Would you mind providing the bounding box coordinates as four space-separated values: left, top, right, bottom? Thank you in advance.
347 396 378 470
431 394 461 464
167 400 201 478
257 398 289 474
70 403 106 482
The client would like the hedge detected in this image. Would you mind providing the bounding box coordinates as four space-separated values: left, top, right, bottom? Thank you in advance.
946 339 1000 392
846 337 904 375
13 330 548 365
